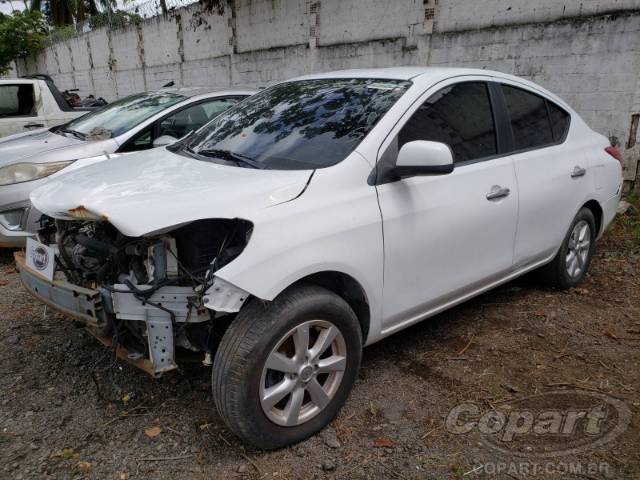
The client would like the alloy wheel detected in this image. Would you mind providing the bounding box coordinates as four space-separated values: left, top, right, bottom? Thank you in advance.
566 220 591 279
259 320 347 427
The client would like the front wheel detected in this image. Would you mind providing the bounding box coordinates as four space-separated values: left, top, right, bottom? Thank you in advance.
212 284 362 449
539 207 596 289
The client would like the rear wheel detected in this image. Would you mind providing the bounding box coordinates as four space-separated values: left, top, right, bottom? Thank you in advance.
539 207 596 289
212 284 362 449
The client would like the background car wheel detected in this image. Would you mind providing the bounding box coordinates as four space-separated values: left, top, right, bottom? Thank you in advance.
212 284 362 450
539 207 596 290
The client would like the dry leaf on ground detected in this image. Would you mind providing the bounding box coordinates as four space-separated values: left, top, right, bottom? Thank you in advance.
373 437 394 448
144 426 162 438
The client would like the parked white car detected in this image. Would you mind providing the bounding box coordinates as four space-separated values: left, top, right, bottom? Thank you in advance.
0 75 91 138
0 87 255 246
19 68 622 449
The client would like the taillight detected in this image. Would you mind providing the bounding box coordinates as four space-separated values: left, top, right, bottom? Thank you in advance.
605 146 623 162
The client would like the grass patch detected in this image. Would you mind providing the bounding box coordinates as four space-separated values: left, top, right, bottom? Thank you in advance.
621 192 640 245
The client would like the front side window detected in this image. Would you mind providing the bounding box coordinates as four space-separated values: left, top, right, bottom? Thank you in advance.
64 92 185 138
502 85 554 150
181 78 411 170
398 82 497 163
120 128 153 152
0 84 35 117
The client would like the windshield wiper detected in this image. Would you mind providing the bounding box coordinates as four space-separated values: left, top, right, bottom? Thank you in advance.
182 145 199 158
58 128 86 141
196 148 268 170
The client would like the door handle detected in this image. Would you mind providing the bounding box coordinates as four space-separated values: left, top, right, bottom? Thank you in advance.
571 166 586 178
24 123 44 129
486 186 511 201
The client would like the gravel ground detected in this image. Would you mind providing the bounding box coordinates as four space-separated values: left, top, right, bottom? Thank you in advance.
1 202 639 480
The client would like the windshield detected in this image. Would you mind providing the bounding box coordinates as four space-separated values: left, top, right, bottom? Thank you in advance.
181 78 411 170
63 92 185 138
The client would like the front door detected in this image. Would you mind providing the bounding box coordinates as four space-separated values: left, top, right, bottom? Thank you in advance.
376 81 518 330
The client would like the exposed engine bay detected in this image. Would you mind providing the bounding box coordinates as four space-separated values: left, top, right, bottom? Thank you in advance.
35 216 253 375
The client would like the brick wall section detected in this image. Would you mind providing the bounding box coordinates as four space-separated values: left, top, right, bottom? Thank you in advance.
15 0 640 187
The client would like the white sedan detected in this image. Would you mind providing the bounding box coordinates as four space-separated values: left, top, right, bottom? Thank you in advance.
21 67 622 449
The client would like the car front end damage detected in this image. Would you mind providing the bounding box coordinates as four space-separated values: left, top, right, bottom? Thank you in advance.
16 216 253 376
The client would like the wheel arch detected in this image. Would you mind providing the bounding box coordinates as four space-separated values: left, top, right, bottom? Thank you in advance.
581 199 603 235
285 271 371 343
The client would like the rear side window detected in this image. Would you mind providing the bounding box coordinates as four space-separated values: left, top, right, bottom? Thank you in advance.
398 82 497 163
159 105 206 140
159 98 238 140
201 98 239 120
0 84 36 117
502 85 569 150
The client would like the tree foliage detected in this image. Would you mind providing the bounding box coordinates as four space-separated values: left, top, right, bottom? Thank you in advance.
0 10 48 76
32 0 121 27
88 10 141 29
198 0 226 14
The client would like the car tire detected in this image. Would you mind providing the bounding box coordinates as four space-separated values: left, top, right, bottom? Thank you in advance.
212 284 362 450
539 207 597 290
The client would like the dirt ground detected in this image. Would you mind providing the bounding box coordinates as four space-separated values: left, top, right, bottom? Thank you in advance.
1 201 639 480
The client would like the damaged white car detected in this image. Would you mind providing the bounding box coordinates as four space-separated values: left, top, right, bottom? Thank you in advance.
17 68 622 449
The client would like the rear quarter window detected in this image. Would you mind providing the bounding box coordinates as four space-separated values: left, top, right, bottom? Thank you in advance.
547 102 571 142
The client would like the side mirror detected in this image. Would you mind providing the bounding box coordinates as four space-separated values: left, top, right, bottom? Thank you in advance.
395 140 454 178
153 135 178 148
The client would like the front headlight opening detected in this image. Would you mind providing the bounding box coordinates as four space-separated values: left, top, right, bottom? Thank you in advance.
0 160 75 186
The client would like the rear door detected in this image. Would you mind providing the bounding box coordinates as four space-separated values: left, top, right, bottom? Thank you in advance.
0 82 47 137
497 82 585 267
376 80 519 330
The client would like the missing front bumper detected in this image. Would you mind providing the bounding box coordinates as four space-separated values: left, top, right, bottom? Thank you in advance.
15 251 104 326
14 251 182 377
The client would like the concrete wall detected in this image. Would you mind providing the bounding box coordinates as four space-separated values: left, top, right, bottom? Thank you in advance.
436 0 640 31
16 0 640 186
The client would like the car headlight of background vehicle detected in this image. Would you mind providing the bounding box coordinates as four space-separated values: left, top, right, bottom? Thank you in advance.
0 161 75 186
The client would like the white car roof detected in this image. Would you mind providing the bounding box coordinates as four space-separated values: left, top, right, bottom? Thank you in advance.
292 66 533 82
0 79 45 84
157 87 258 97
157 87 257 98
291 67 448 81
289 67 570 111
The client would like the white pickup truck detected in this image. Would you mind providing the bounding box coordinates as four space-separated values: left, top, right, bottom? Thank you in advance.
0 75 91 138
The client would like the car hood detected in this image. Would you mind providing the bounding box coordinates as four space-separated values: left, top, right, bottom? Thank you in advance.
30 147 314 237
0 129 116 166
